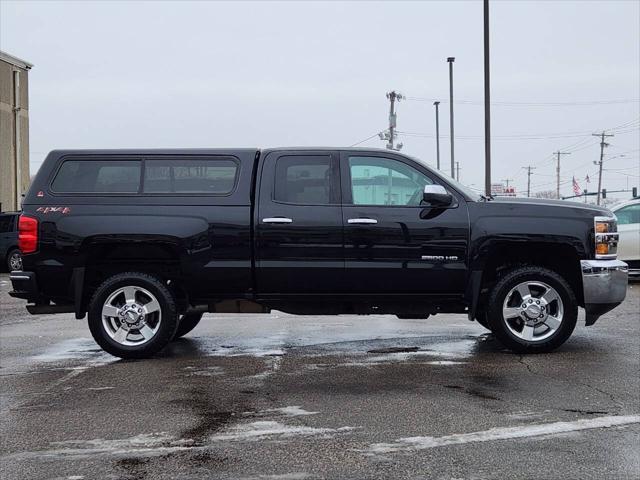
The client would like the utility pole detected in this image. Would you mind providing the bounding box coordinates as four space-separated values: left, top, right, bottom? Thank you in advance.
553 151 571 199
592 131 614 205
434 101 441 170
483 0 492 197
522 166 536 197
502 178 513 189
447 57 455 178
456 161 461 181
380 91 404 151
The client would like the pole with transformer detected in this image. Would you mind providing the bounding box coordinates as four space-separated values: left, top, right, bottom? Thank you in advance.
553 151 571 199
522 166 536 197
381 91 404 151
434 101 441 170
593 131 614 205
447 57 455 178
483 0 492 197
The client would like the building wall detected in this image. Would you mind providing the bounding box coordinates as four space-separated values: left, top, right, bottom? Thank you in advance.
0 59 30 212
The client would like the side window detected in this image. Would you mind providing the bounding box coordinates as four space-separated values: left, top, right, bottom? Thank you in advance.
616 204 640 225
274 155 335 205
51 160 141 193
0 216 12 233
143 158 238 194
348 156 434 206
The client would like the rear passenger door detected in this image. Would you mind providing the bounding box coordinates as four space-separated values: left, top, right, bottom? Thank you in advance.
256 151 343 295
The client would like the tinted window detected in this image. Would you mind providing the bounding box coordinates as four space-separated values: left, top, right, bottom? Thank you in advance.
616 204 640 225
274 155 334 204
143 158 237 194
0 215 15 233
51 160 141 193
348 156 434 206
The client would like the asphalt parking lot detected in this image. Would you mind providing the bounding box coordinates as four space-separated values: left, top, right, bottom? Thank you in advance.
1 274 638 480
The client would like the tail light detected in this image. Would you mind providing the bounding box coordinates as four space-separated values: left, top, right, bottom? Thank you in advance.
594 216 618 259
18 215 38 254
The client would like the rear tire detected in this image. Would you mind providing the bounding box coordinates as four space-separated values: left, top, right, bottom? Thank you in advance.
487 266 577 353
88 272 178 359
173 312 203 339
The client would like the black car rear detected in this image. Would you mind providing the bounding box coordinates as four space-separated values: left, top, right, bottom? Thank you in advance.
0 212 21 271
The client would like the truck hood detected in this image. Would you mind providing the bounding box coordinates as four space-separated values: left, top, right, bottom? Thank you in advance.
489 197 613 216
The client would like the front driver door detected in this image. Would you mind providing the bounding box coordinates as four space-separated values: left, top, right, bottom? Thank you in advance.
340 152 469 296
255 150 343 295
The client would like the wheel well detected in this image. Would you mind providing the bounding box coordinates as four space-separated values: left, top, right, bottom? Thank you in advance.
81 242 188 314
479 243 583 306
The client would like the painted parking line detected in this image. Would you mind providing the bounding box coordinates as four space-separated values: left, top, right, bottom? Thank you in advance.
362 415 640 455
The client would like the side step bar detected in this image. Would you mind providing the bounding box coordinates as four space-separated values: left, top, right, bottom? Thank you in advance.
26 304 75 315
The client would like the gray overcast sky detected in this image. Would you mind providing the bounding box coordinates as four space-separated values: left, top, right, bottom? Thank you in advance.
1 0 638 198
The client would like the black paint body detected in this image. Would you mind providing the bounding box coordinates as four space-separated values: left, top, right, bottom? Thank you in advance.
13 148 611 318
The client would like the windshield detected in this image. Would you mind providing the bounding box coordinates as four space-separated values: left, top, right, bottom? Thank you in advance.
410 155 483 201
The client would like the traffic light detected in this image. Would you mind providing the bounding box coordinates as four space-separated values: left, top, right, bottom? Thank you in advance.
602 189 607 199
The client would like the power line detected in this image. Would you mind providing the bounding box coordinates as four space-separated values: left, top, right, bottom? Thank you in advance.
349 130 387 147
404 97 640 106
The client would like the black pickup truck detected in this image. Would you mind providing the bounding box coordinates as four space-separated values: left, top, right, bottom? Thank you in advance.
9 148 628 358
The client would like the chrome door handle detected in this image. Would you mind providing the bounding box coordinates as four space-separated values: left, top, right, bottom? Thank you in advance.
347 218 378 224
262 217 293 224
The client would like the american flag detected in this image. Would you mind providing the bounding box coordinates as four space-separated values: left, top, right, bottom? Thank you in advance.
572 176 581 196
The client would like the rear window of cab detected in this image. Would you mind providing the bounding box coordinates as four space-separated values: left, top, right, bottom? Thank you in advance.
50 157 239 195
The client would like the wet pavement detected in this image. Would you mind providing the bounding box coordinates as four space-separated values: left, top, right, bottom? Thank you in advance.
1 273 639 479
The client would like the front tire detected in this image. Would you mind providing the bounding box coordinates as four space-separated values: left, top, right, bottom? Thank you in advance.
88 272 178 359
487 266 578 353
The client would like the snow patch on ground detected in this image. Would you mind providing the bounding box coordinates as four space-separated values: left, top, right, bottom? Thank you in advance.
32 338 115 366
209 421 355 442
7 432 196 460
183 366 225 377
245 406 319 418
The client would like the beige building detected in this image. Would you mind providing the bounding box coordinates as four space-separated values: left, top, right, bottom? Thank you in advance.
0 51 32 212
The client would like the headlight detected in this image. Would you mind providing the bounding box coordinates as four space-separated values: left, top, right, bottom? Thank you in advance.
594 216 618 259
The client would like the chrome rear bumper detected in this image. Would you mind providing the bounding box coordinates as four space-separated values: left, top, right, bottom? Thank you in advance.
581 259 628 325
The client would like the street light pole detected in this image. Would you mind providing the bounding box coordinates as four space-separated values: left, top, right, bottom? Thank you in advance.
434 101 441 170
483 0 491 197
447 57 455 179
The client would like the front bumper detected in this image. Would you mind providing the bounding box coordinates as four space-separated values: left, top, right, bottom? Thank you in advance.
581 259 628 325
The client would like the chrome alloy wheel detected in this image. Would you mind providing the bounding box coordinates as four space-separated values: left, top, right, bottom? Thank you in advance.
502 281 564 342
9 251 22 271
101 286 162 346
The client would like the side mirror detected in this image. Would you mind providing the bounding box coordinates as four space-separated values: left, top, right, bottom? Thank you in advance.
423 185 453 207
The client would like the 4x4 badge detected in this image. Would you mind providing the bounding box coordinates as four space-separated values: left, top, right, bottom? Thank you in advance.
36 206 71 214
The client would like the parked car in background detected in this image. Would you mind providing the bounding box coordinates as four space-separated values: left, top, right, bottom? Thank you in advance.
612 198 640 276
0 212 22 271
